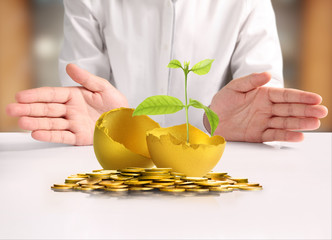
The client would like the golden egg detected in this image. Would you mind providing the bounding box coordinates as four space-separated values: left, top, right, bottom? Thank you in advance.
146 124 226 177
93 108 160 169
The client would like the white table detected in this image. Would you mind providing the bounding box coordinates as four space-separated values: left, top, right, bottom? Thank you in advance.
0 132 331 239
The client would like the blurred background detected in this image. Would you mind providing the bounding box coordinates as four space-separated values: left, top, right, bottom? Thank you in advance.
0 0 331 132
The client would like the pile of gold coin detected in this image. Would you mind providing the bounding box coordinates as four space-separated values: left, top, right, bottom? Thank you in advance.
51 167 262 194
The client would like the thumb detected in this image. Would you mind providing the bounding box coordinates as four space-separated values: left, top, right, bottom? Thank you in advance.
66 64 109 92
227 72 271 93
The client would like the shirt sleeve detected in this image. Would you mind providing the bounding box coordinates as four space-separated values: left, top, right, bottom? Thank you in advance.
59 0 111 86
230 0 284 88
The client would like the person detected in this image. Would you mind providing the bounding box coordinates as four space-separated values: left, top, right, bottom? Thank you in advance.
6 0 328 145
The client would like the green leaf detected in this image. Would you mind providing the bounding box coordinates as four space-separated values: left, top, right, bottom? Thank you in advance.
167 59 183 69
133 95 184 116
190 59 214 75
189 99 219 136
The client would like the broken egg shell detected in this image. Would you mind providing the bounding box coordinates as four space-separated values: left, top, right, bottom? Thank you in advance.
146 124 226 177
93 108 160 169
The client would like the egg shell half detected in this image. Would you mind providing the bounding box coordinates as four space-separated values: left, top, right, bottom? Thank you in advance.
93 108 160 169
146 124 226 177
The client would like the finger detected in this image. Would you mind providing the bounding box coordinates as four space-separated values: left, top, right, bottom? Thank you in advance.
32 130 76 145
6 103 66 117
272 104 328 118
268 88 322 104
228 72 271 93
262 129 304 142
15 87 71 103
268 117 320 130
18 117 69 131
66 64 110 92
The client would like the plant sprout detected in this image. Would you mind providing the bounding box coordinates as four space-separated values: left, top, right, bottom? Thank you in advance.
132 59 219 143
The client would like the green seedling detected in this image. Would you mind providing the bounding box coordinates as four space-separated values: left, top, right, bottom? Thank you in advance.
132 59 219 143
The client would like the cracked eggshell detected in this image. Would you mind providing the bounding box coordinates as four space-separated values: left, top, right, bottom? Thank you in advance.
93 108 160 169
146 124 226 177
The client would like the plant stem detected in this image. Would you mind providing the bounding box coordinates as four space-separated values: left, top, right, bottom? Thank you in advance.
184 70 189 143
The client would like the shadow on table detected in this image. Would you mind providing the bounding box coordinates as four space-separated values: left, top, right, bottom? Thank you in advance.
82 189 224 200
50 187 227 199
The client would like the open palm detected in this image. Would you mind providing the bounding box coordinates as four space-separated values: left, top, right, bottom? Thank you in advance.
207 72 328 142
6 64 128 145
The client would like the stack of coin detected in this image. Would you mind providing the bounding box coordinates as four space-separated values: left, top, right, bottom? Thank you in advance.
51 168 263 193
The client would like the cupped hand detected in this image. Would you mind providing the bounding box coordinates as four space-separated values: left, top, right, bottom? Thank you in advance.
6 64 128 145
205 72 328 142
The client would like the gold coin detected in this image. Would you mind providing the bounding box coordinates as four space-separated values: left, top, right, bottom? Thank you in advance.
227 185 241 189
77 177 102 185
141 171 171 176
217 181 232 185
209 177 228 181
230 178 248 183
196 180 227 187
125 180 152 186
65 178 86 183
67 174 88 179
99 180 124 186
160 185 175 189
86 173 111 179
177 181 194 185
160 188 185 193
106 184 128 189
51 186 73 190
53 168 262 195
209 187 233 192
80 187 94 191
99 170 118 174
151 182 174 186
80 185 105 190
170 172 186 176
68 174 89 178
206 172 228 177
144 184 164 188
234 183 250 187
105 188 128 192
129 187 153 191
173 176 182 180
110 175 133 181
153 179 175 183
120 167 145 173
76 173 89 178
246 183 261 187
225 180 237 184
179 184 200 189
186 188 209 192
145 168 172 172
205 173 229 181
182 177 208 182
174 180 184 184
120 172 141 177
138 175 171 180
239 186 263 191
53 183 77 188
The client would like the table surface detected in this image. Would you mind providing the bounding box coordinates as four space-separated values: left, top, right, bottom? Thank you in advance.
0 132 331 239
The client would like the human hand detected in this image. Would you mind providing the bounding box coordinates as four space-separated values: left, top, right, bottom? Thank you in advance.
205 72 328 142
6 64 128 145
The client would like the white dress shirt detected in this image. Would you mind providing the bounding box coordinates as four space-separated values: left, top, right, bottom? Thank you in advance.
59 0 283 130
